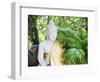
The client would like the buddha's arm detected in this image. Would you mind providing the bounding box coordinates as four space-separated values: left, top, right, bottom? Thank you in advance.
38 46 47 66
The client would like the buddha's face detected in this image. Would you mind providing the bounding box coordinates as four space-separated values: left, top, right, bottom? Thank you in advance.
46 20 57 41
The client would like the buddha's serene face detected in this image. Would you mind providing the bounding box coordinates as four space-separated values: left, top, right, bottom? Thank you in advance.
46 20 57 41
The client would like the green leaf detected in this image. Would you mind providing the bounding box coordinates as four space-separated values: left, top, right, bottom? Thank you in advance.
63 48 86 64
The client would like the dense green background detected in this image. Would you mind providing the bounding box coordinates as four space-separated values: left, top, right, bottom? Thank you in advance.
28 15 88 65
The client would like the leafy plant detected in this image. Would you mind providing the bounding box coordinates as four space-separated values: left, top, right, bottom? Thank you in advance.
57 27 88 64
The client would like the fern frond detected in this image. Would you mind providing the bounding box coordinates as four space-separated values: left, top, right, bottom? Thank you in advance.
57 27 82 49
63 48 86 64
